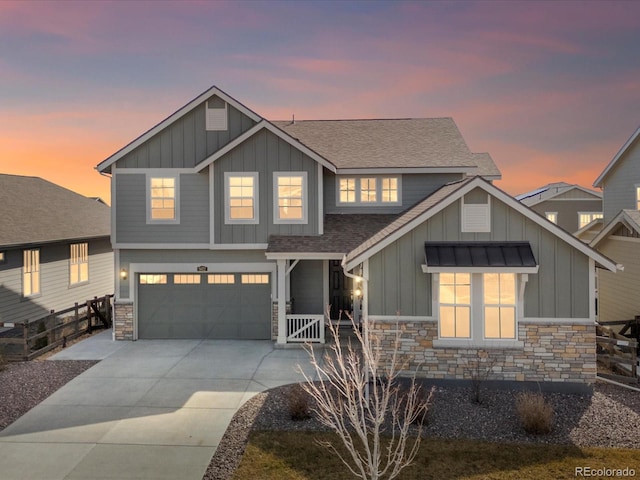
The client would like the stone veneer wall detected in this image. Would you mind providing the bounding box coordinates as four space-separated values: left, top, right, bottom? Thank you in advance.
369 320 596 385
271 301 292 341
114 302 134 341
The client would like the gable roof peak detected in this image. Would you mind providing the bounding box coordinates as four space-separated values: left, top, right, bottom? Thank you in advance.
593 124 640 188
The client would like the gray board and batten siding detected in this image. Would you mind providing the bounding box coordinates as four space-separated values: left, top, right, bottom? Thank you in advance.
528 199 603 233
599 137 640 223
115 172 210 244
117 249 269 299
212 128 320 243
0 238 113 324
290 260 324 314
367 188 590 318
323 171 464 214
115 97 257 169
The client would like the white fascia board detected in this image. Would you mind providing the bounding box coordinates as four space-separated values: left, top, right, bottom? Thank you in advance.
590 210 640 247
195 121 337 174
265 252 345 260
421 265 539 274
345 176 619 273
113 243 268 250
522 186 602 207
97 86 263 173
195 122 265 172
114 168 195 175
336 167 471 175
593 125 640 187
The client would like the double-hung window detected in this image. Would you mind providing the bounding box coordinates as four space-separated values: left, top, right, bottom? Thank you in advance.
23 249 40 296
225 172 258 224
436 273 520 344
483 273 516 339
274 172 307 223
545 212 557 224
70 243 89 285
148 176 178 222
439 273 471 338
339 178 356 203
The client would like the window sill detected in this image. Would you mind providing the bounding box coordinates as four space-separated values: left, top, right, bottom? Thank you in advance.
69 281 90 289
433 339 524 350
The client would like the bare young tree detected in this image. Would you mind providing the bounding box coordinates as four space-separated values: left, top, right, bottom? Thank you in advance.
298 311 433 480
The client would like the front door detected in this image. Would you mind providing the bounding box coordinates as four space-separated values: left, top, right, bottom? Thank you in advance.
329 260 352 320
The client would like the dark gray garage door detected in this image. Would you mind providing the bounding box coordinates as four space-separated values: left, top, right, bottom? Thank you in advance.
137 273 271 339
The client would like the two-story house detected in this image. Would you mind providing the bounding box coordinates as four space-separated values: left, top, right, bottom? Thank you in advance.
98 86 618 391
0 174 113 329
516 182 603 240
591 126 640 324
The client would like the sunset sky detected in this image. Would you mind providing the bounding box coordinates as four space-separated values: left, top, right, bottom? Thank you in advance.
1 0 639 204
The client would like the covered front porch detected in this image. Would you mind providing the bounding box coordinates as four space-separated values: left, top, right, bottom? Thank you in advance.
270 256 362 345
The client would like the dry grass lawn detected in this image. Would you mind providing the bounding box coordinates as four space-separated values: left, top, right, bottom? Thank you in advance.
233 431 640 480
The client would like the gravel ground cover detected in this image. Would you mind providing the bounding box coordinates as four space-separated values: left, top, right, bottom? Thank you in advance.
1 357 637 480
0 360 97 431
204 381 640 480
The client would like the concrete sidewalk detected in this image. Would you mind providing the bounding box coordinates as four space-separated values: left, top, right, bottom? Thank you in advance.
0 331 321 480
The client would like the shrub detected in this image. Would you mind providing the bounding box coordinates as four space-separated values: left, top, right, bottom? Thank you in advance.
468 350 495 404
287 383 311 421
515 391 554 434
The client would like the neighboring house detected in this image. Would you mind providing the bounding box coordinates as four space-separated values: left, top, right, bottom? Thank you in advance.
591 126 640 324
97 86 617 391
516 182 603 236
0 174 114 327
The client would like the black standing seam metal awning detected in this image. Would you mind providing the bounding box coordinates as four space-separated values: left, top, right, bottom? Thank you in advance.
423 241 538 271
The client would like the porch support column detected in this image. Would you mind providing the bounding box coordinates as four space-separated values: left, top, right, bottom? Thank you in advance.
277 259 287 345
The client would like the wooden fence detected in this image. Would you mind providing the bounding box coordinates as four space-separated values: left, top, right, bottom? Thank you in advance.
0 294 113 362
596 322 639 385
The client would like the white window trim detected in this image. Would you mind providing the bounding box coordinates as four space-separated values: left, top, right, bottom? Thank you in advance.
545 212 558 224
336 175 402 207
146 173 180 224
224 172 259 225
432 272 526 349
23 248 40 297
461 197 491 232
69 242 89 286
273 171 308 224
577 212 603 229
635 184 640 210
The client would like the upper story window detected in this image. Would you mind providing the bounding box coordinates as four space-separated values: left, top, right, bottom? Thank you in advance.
337 176 401 206
148 176 179 223
274 172 307 224
578 212 603 229
23 249 40 297
339 178 356 203
545 212 557 224
70 243 89 285
0 251 5 264
225 172 259 224
636 185 640 210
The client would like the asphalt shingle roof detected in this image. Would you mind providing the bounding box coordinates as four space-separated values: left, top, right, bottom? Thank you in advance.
470 153 501 179
0 174 111 248
267 214 398 254
271 118 478 170
516 182 601 206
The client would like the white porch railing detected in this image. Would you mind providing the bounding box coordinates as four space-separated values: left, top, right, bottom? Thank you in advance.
286 314 325 343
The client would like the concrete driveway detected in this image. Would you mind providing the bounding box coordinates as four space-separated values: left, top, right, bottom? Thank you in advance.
0 330 323 480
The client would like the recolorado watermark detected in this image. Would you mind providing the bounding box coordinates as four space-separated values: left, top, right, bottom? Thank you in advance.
575 467 636 477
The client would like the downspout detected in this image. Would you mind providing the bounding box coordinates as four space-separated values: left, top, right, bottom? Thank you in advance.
341 257 369 400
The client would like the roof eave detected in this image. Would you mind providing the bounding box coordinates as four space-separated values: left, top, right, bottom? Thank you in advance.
97 86 263 173
593 126 640 188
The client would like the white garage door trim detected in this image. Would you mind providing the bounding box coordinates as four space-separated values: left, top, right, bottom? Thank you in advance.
130 262 276 340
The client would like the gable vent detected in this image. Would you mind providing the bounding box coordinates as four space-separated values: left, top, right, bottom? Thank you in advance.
462 203 491 232
206 100 228 131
